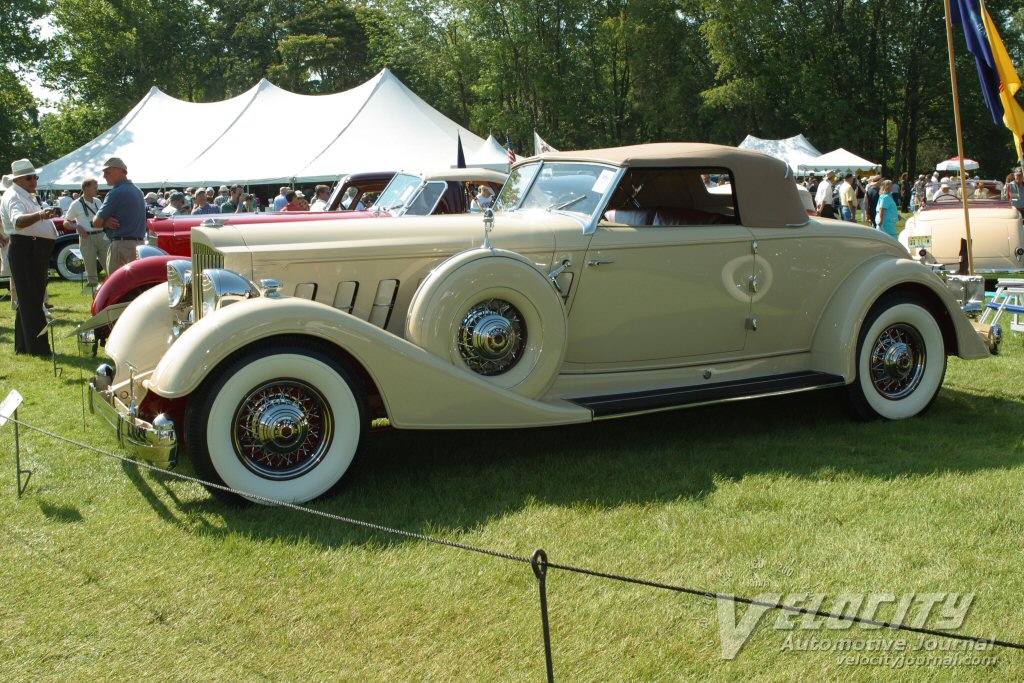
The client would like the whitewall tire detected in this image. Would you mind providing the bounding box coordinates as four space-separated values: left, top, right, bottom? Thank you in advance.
187 344 366 504
55 241 87 281
845 295 946 420
406 248 568 399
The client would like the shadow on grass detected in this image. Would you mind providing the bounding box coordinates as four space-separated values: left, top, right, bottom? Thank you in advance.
120 385 1024 548
38 499 84 523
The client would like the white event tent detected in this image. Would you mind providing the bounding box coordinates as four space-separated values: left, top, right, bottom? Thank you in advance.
738 134 822 175
465 135 511 172
799 148 880 175
37 69 488 190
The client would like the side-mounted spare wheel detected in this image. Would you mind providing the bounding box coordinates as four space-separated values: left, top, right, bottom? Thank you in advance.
406 248 568 399
845 293 947 421
185 342 368 505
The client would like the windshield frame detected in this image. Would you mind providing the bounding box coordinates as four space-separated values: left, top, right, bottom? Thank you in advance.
495 160 624 234
371 172 425 214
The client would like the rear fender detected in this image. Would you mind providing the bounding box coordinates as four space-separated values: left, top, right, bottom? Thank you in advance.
810 257 989 380
148 297 590 429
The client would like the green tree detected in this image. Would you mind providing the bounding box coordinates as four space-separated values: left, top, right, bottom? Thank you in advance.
1 0 49 161
0 68 44 163
268 1 375 93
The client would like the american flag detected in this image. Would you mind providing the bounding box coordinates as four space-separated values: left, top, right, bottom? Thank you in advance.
506 135 516 165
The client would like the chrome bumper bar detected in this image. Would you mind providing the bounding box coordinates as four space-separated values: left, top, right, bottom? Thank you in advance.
88 377 177 469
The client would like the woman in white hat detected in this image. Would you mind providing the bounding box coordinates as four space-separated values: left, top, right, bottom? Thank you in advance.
0 159 58 355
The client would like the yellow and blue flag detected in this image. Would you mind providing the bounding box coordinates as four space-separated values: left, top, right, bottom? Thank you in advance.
950 0 1004 124
979 3 1024 158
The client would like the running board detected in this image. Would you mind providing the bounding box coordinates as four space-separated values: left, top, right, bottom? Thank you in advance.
569 371 846 419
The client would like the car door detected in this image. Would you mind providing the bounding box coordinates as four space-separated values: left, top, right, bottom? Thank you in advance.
566 222 755 368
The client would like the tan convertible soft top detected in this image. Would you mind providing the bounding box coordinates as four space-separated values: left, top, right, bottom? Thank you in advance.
531 142 809 228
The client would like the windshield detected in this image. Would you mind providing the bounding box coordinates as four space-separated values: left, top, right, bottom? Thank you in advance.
496 161 618 220
404 181 447 215
922 179 1006 205
372 173 423 213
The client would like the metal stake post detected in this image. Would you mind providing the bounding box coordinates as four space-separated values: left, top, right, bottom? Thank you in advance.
531 549 555 683
50 323 59 377
0 390 28 495
14 407 31 496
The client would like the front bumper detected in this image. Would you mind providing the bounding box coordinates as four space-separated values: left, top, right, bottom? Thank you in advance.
88 371 177 469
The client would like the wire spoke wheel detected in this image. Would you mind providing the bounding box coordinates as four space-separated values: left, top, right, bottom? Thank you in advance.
867 323 926 400
231 379 334 479
845 295 946 421
457 298 527 376
187 344 366 504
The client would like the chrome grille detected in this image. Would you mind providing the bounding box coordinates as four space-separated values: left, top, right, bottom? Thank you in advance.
191 242 224 320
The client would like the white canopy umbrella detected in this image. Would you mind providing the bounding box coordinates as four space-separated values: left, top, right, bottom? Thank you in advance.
936 157 979 172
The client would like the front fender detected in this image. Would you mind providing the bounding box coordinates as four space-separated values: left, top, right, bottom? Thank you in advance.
104 283 179 385
94 255 180 314
148 297 590 429
810 257 989 380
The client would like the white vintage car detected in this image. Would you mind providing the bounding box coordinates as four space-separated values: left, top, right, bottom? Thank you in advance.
89 143 989 504
900 180 1024 278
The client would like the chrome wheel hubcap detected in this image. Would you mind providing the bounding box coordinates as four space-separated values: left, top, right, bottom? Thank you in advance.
232 380 333 479
869 324 926 400
458 299 526 375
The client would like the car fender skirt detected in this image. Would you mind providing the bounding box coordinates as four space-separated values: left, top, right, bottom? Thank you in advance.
148 297 589 429
810 257 989 380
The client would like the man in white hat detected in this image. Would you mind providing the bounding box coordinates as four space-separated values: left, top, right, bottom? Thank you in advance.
92 156 146 274
214 185 230 207
0 159 58 355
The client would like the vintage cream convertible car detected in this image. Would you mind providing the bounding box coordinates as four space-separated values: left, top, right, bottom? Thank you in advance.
89 143 989 504
900 179 1024 279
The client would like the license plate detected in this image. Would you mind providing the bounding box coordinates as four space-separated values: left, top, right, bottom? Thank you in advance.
908 235 932 248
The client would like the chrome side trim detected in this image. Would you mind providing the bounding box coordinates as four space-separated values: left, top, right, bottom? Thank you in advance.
590 381 847 421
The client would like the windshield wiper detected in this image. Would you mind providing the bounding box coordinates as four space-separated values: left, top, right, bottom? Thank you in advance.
551 194 587 211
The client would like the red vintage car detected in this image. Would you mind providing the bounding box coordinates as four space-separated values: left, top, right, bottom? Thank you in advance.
86 168 506 342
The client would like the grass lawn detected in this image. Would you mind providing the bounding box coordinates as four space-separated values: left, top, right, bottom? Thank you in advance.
1 277 1023 681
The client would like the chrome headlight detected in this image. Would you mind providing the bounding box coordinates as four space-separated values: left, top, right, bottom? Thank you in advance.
167 259 193 310
200 268 260 317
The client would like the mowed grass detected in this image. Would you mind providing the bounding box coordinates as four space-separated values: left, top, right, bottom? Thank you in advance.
1 278 1023 681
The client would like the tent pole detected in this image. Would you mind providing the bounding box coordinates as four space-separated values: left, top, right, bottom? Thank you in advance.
943 0 975 275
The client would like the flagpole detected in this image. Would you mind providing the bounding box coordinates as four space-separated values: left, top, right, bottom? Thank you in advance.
943 0 975 275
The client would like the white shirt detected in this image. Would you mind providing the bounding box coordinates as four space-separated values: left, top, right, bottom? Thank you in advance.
58 195 74 213
814 179 833 208
310 198 329 212
65 195 104 233
1 182 58 238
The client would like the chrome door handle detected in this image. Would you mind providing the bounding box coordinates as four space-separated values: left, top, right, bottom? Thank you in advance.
587 259 615 267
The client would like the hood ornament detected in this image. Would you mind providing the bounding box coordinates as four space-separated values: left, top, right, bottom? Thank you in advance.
482 208 495 250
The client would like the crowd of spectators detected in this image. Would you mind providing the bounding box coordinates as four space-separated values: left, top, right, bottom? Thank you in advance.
32 183 345 219
802 166 1024 232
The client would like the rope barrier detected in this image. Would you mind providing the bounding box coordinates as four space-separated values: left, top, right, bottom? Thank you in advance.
6 413 1024 682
